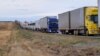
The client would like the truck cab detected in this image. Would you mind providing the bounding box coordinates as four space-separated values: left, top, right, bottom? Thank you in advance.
85 7 99 35
48 18 58 33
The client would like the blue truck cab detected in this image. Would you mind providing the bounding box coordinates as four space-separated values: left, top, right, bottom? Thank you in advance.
47 16 58 33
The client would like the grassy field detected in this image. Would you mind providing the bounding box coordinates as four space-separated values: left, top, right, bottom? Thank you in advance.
0 23 100 56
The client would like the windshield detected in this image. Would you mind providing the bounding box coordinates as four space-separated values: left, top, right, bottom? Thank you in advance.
90 15 98 23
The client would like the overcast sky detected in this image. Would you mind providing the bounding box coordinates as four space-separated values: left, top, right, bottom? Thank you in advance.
0 0 98 22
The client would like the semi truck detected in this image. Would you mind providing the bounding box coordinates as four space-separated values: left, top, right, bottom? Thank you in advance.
27 23 35 30
59 7 99 35
19 21 35 30
20 22 29 29
34 20 41 31
35 16 58 33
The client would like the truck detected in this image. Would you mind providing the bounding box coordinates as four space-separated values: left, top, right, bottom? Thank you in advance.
20 22 29 29
20 22 35 30
34 20 40 31
35 16 58 33
27 23 35 30
59 7 99 35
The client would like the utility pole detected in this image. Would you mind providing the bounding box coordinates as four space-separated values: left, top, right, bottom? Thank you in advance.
98 0 100 27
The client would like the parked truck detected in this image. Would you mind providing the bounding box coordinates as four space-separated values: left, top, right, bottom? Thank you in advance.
20 22 29 29
27 23 35 30
35 16 58 33
34 20 40 31
59 7 99 35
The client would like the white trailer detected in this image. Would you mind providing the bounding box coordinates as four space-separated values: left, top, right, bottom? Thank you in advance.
20 22 29 29
27 23 35 30
39 17 48 29
58 12 70 34
59 7 98 35
35 16 58 32
34 20 40 31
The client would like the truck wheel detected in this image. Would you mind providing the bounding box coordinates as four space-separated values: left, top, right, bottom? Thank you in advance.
60 30 65 34
70 30 74 35
77 30 82 35
86 30 89 36
74 30 78 35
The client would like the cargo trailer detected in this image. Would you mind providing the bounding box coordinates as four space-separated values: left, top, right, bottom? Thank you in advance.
36 16 58 33
59 7 98 35
27 23 35 30
20 22 29 29
58 11 70 34
34 20 40 31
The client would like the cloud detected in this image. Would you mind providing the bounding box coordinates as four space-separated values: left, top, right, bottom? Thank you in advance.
0 0 97 21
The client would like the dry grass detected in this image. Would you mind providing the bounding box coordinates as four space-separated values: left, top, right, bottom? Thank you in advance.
6 29 100 56
0 22 100 56
0 22 15 56
0 22 14 30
